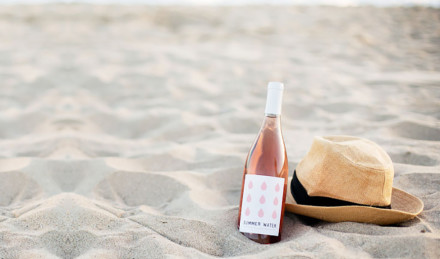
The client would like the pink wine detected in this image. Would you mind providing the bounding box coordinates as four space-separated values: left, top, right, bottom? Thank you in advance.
237 82 288 244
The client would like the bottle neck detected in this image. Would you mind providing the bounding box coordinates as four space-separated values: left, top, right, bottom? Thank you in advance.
262 114 281 129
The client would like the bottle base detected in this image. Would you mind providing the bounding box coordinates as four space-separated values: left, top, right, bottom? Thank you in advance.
240 231 281 244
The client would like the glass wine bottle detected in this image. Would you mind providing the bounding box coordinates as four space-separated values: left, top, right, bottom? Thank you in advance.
237 82 288 244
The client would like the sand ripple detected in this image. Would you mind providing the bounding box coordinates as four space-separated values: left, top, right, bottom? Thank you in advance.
0 5 439 259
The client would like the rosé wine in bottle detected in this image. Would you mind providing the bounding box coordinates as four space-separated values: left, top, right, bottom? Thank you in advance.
237 82 288 244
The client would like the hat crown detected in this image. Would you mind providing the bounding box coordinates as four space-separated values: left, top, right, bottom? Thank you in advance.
296 136 394 206
324 136 392 169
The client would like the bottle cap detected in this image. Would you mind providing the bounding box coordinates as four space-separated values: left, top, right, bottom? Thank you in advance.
265 82 284 115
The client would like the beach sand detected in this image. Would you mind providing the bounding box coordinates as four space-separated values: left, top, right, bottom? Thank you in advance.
0 4 439 258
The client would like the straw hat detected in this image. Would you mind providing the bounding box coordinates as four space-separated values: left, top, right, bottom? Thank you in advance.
285 136 424 225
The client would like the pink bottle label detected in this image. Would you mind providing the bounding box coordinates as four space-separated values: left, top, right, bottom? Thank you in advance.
239 174 285 236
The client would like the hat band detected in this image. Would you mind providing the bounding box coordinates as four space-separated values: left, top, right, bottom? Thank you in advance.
291 170 391 209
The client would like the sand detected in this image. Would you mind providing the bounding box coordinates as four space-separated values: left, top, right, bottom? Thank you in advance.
0 4 439 259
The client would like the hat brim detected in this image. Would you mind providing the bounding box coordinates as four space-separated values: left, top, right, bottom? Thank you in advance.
285 177 424 225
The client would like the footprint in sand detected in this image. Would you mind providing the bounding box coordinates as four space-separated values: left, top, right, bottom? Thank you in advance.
391 121 440 141
94 171 188 207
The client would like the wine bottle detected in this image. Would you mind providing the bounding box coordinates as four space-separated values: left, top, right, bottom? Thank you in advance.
237 82 288 244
